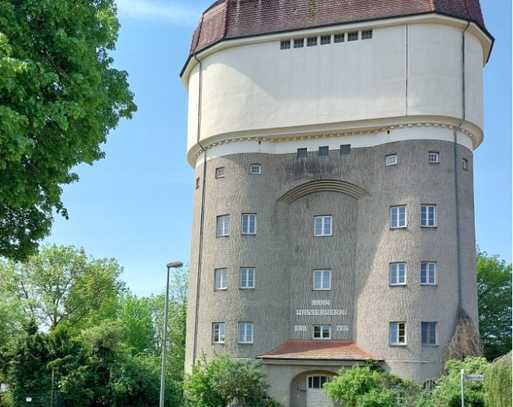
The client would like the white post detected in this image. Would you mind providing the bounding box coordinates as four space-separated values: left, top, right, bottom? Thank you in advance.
460 369 465 407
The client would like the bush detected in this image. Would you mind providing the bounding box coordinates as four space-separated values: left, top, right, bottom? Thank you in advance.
484 353 512 407
324 365 420 407
184 355 280 407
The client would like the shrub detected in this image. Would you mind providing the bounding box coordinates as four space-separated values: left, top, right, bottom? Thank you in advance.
484 353 512 407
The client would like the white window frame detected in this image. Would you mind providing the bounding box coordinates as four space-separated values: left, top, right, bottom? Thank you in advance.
421 262 437 286
241 213 257 235
389 262 407 286
238 322 254 344
421 204 437 227
313 325 331 340
215 167 225 179
347 31 359 41
214 268 228 290
314 215 333 237
249 163 262 175
240 267 256 289
389 321 407 346
313 270 332 291
385 154 398 167
307 375 331 389
390 205 407 229
361 30 373 40
462 158 469 171
216 215 230 237
212 322 225 344
421 322 438 346
428 151 440 164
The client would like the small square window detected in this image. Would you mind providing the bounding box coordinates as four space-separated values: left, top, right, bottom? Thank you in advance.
390 206 407 228
249 163 262 175
215 167 225 179
421 205 437 227
319 146 329 157
195 177 200 189
241 213 257 235
240 267 256 289
361 30 373 40
314 215 332 236
389 263 407 286
421 262 437 285
307 37 318 47
340 144 351 155
297 148 308 159
313 325 331 340
238 322 254 344
214 268 228 290
212 322 225 344
348 31 359 41
293 38 304 48
280 40 291 50
421 322 438 345
385 154 398 167
320 35 331 45
216 215 230 237
462 158 469 171
313 270 332 290
428 151 440 164
390 322 407 345
334 33 345 43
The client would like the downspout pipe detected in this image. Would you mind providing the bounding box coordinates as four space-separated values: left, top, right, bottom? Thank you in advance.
192 53 207 366
453 21 471 313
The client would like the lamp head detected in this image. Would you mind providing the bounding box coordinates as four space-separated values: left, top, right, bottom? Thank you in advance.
167 261 183 269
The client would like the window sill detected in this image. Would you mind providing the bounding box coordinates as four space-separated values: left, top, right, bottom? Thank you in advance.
241 233 257 236
420 226 438 229
239 287 256 290
313 235 334 238
422 344 439 348
216 235 230 238
420 283 438 287
238 342 254 345
389 226 407 230
312 338 332 341
389 284 407 287
389 344 408 347
214 288 228 291
212 342 225 345
313 288 332 291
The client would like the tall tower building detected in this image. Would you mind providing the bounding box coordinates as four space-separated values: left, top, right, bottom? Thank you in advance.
181 1 493 405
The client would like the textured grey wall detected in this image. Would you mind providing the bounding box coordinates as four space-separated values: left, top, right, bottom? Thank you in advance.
185 138 477 387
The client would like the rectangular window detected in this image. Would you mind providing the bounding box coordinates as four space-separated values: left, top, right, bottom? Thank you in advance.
390 206 407 228
462 158 469 171
320 35 331 45
240 267 256 289
385 154 398 167
212 322 225 344
195 177 200 190
421 205 437 227
214 268 228 290
293 38 304 48
307 36 318 47
314 215 333 236
361 30 373 40
389 322 407 345
249 163 262 175
421 262 437 285
319 146 329 157
297 148 308 159
428 151 440 164
238 322 254 344
334 33 345 43
241 213 257 235
216 215 230 237
280 40 291 50
340 144 351 155
389 262 407 286
313 270 332 290
313 325 331 340
215 167 225 179
421 322 438 345
348 31 359 41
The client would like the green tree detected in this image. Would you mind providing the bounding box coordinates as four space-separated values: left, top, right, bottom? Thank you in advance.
184 355 279 407
477 251 512 360
484 353 512 407
0 0 136 261
0 245 124 330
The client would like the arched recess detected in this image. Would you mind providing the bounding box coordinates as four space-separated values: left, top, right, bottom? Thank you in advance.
278 179 368 204
290 370 338 407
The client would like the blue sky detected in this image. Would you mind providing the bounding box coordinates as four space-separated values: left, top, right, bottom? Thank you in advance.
46 0 512 296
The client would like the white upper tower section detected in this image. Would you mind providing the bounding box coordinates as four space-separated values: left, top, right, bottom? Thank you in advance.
182 1 493 166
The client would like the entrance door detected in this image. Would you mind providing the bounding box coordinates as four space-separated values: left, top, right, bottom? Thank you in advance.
306 375 333 407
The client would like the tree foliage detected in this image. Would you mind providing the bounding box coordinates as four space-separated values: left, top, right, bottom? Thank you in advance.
477 251 512 360
184 355 280 407
0 0 136 260
484 353 512 407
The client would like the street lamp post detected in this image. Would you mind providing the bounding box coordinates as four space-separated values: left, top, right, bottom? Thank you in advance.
159 261 183 407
